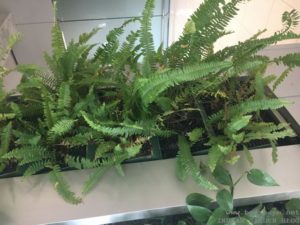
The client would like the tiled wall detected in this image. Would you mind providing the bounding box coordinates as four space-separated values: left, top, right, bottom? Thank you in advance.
57 0 170 51
169 0 300 48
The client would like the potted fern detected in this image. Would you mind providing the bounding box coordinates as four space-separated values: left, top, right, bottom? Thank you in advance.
0 0 299 209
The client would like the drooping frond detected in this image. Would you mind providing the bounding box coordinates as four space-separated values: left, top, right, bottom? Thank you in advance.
176 136 217 190
23 160 51 176
82 166 108 195
48 165 82 204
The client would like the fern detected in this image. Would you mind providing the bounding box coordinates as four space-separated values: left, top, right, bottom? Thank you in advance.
51 23 66 58
57 83 71 110
140 0 156 76
136 61 232 107
78 27 101 44
244 129 295 142
0 122 13 156
82 166 108 195
48 165 82 204
82 111 171 137
177 136 217 190
66 144 142 169
282 9 300 32
49 119 76 137
23 160 50 176
270 141 278 163
2 146 51 166
209 99 291 124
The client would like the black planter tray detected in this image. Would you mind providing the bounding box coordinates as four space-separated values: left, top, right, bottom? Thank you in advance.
158 86 300 159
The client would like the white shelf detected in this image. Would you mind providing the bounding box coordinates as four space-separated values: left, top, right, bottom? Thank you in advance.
0 145 300 225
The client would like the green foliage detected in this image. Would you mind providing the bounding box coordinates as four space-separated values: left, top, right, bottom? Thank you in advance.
216 189 233 212
2 146 51 166
0 0 299 207
140 0 155 76
49 119 76 137
177 136 217 190
48 165 82 204
247 168 279 187
136 61 232 107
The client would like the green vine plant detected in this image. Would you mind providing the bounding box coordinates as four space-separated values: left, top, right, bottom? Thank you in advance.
0 0 299 206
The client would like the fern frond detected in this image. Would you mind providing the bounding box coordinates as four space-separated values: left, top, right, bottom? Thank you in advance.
209 99 291 124
42 90 56 129
23 160 51 176
244 128 295 142
275 53 300 68
49 119 76 137
51 23 66 58
282 9 300 32
270 141 278 163
136 61 232 107
2 146 51 166
177 136 217 190
82 111 171 137
57 83 71 110
48 165 82 204
66 144 141 170
63 132 98 147
78 27 101 44
0 122 12 156
140 0 155 76
82 166 108 195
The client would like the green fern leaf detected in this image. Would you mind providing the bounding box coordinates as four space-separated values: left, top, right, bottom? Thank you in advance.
78 27 101 44
82 166 108 195
23 160 50 176
177 136 217 190
2 146 51 166
136 61 232 107
49 119 76 137
48 165 82 204
51 23 66 58
58 83 71 110
273 67 292 91
140 0 155 76
209 99 291 124
0 122 12 156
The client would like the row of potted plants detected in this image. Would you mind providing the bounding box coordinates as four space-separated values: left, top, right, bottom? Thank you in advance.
0 1 300 221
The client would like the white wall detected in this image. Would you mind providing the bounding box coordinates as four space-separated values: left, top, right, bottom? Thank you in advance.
169 0 300 49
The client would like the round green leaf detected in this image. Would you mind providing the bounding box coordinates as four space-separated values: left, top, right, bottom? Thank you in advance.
216 189 233 212
247 169 279 187
186 193 213 208
187 205 212 223
213 165 233 186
